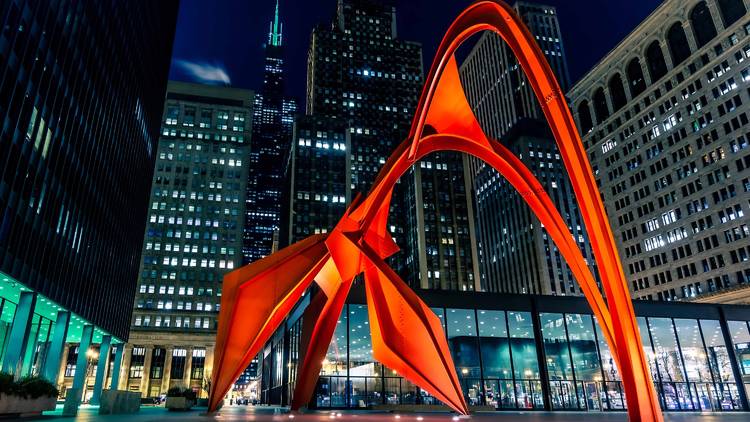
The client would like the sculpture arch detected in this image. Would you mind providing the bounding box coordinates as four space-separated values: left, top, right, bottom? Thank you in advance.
208 2 662 421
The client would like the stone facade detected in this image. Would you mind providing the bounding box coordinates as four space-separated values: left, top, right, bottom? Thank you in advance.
568 0 750 302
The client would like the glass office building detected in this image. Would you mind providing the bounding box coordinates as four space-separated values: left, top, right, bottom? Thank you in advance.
259 287 750 413
0 0 178 404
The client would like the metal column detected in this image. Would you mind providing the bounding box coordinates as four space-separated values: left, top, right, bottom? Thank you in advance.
42 310 70 383
71 325 94 398
1 292 37 376
90 335 111 405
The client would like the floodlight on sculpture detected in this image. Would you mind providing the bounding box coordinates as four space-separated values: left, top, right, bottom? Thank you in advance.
208 1 663 420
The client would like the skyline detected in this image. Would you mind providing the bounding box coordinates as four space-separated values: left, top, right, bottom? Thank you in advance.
169 0 662 105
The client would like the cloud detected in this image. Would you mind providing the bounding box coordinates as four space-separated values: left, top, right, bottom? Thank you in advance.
174 59 231 85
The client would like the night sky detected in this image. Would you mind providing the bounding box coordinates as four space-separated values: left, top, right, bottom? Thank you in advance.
169 0 663 106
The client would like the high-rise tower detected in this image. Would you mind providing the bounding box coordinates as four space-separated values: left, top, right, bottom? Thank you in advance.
127 82 253 398
288 0 423 258
288 0 480 292
244 0 297 263
0 0 178 406
459 2 597 295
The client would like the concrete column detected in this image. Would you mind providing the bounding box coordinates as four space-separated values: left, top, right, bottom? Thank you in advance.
660 40 675 73
109 343 124 391
639 55 654 87
681 21 699 55
706 1 726 32
90 335 111 405
183 347 194 387
42 310 70 383
140 346 153 397
56 345 70 388
1 292 37 376
71 325 94 398
161 347 173 393
602 86 615 120
119 344 133 391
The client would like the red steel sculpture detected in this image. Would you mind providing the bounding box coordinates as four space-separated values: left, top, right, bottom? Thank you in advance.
208 1 663 420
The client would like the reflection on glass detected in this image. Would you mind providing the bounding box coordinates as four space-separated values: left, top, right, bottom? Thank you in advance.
508 311 539 380
321 306 347 376
594 318 625 410
348 305 379 375
701 319 741 410
674 319 710 382
432 307 446 333
477 310 511 379
348 305 379 407
0 300 17 365
567 313 602 410
727 321 750 376
301 303 747 413
447 308 481 405
508 311 542 409
674 318 711 410
540 313 573 380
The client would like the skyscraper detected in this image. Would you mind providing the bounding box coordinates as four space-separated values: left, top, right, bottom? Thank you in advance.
568 0 750 302
245 0 297 263
126 82 253 398
461 2 570 140
459 2 597 294
288 0 422 251
289 0 478 291
0 0 177 405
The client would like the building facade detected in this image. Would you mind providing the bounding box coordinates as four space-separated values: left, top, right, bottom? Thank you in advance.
125 82 253 398
287 115 350 242
0 0 177 404
568 0 750 301
459 2 595 295
245 0 297 263
469 121 598 295
401 154 481 291
261 286 750 413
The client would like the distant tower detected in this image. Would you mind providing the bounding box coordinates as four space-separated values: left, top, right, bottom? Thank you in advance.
244 0 297 264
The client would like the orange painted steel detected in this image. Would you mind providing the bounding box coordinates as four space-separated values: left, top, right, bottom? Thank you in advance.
208 1 661 420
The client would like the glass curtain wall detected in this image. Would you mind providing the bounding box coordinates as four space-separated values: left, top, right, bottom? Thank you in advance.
728 321 750 402
304 304 748 412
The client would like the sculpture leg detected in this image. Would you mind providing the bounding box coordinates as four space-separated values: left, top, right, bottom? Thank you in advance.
360 244 468 415
291 262 354 410
208 235 330 412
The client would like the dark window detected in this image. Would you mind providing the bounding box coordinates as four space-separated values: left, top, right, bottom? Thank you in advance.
626 58 646 97
170 348 187 379
717 0 746 27
608 73 627 112
667 23 691 66
646 41 668 82
150 348 166 379
577 100 593 133
690 2 718 48
592 88 610 124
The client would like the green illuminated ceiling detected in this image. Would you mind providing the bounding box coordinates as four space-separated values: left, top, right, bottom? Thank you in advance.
0 271 118 344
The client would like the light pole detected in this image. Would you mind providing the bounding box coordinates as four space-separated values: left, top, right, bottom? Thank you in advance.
82 349 99 404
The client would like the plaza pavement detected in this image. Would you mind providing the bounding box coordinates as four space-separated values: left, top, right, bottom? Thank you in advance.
25 404 750 421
